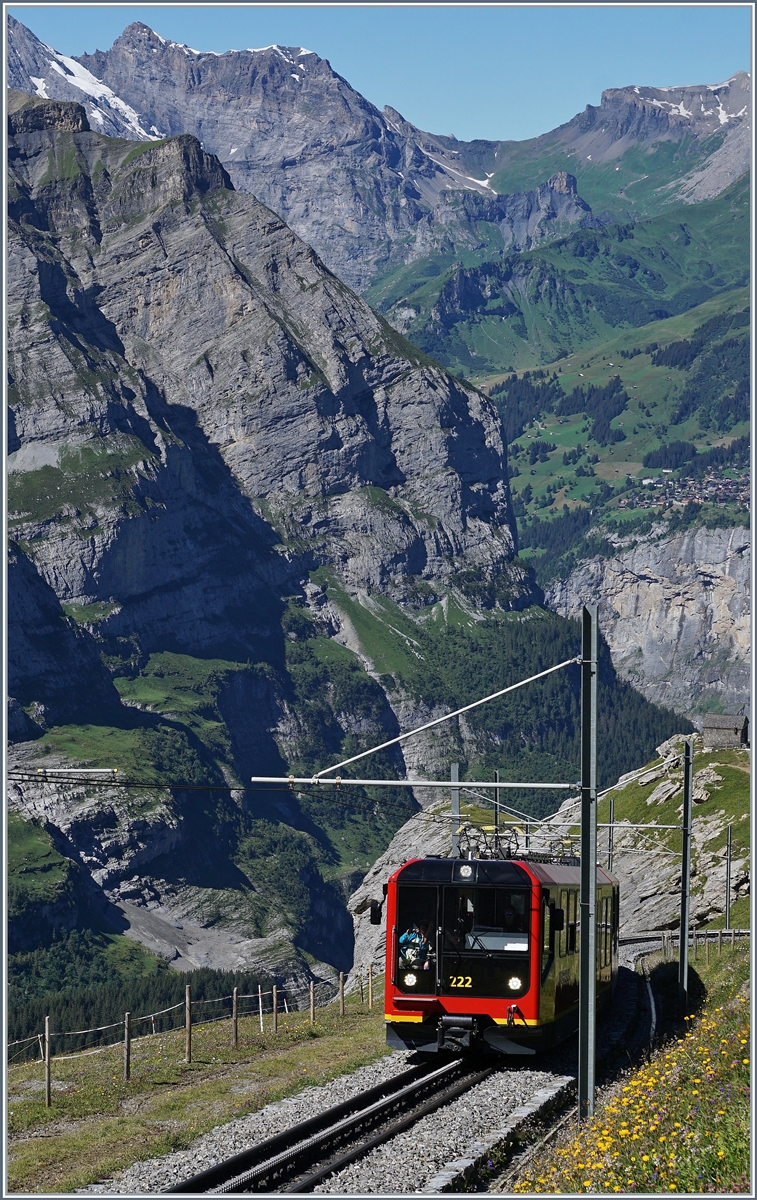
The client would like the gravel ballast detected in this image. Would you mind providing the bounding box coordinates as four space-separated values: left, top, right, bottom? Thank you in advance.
312 1066 566 1194
78 1052 413 1194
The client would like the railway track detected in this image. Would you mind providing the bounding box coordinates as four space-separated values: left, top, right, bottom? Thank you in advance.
164 1057 495 1194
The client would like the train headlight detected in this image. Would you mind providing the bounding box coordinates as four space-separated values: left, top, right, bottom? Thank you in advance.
459 864 473 878
404 973 417 987
508 976 523 990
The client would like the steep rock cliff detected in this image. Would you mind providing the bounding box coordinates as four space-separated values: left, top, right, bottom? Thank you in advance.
8 95 526 646
545 526 750 719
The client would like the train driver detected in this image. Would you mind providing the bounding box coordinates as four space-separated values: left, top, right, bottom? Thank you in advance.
503 907 523 932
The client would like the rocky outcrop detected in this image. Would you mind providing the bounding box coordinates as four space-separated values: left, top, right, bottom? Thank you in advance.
8 89 90 134
545 526 750 719
556 74 751 164
7 542 124 734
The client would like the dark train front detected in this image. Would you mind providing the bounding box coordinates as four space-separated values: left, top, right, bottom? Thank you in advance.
382 856 618 1056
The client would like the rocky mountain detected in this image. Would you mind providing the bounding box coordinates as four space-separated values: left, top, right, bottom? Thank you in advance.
1 19 607 294
546 526 750 721
5 91 529 985
439 72 751 216
8 89 523 636
6 14 160 140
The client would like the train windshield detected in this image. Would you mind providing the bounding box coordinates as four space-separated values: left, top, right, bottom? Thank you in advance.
442 887 530 953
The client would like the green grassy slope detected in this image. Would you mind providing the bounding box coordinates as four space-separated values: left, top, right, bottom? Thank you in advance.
476 290 749 583
367 176 749 377
487 130 733 224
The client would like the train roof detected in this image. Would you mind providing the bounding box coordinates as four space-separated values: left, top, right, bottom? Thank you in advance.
391 857 618 887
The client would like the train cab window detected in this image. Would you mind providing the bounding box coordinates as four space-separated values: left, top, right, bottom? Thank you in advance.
395 885 437 985
442 887 529 953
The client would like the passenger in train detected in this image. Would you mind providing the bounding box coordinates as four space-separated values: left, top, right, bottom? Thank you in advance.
399 920 432 969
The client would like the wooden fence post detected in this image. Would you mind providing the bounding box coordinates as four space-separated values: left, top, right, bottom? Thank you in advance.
368 963 373 1011
273 985 278 1033
232 986 238 1048
339 972 345 1016
123 1011 131 1081
706 934 710 964
44 1015 51 1108
309 981 315 1025
718 930 723 956
258 984 264 1033
185 984 192 1063
731 929 735 950
359 974 364 1004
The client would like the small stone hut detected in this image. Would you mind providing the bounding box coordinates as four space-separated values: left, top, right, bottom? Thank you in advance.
702 714 749 750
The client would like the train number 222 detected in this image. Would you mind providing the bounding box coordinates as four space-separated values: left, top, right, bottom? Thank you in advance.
449 975 473 988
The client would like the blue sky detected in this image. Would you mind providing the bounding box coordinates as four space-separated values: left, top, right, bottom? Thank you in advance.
8 4 752 141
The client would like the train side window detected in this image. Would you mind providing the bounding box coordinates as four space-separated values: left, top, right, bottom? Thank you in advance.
559 890 567 957
602 897 614 969
542 894 551 970
567 891 577 954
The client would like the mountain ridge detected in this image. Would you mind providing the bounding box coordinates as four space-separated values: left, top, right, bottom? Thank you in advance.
8 16 748 294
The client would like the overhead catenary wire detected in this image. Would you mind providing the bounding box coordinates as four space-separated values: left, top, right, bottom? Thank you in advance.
313 655 582 778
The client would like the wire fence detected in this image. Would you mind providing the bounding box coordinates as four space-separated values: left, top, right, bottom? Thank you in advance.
6 965 381 1098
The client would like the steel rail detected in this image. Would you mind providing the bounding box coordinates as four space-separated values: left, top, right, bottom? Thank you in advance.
163 1059 489 1194
282 1063 496 1193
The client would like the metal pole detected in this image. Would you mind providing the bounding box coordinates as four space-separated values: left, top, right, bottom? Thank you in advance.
258 984 264 1033
368 963 373 1010
232 987 238 1048
339 972 345 1016
608 795 615 874
494 770 500 834
578 604 598 1121
725 824 732 930
185 985 192 1063
310 981 315 1025
44 1015 51 1108
123 1011 131 1081
273 985 278 1033
678 741 693 1014
451 763 460 857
